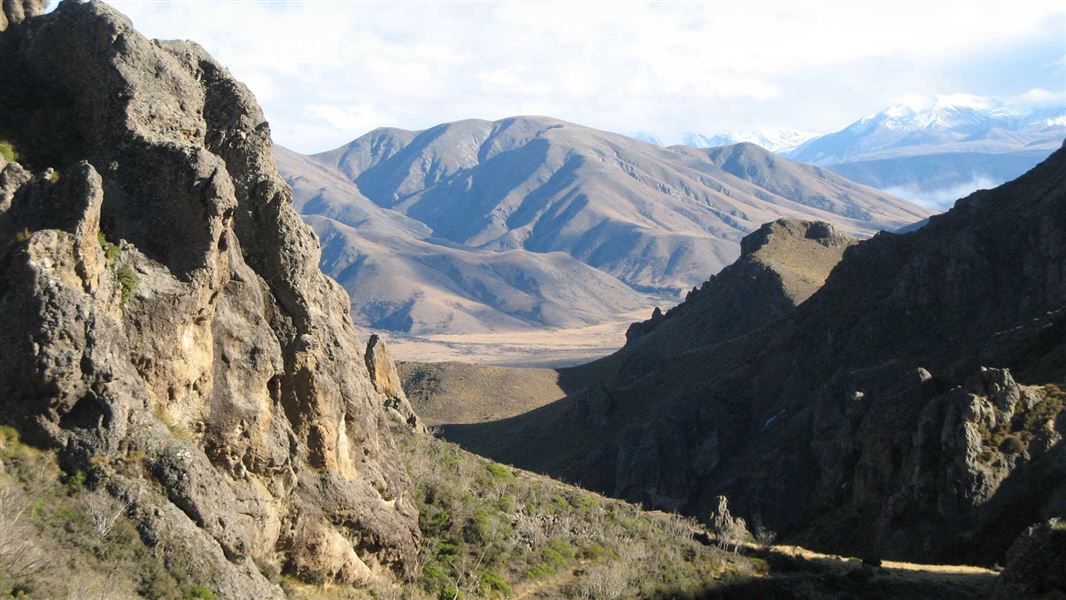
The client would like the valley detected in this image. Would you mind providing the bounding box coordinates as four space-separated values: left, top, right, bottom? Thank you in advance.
0 1 1062 599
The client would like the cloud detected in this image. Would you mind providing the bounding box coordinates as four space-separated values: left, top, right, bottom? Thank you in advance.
883 175 1004 211
108 0 1065 152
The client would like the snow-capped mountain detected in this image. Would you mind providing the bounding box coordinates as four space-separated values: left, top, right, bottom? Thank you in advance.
785 94 1065 209
682 128 818 153
788 94 1065 165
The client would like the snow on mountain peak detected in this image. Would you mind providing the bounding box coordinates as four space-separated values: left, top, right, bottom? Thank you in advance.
682 128 819 153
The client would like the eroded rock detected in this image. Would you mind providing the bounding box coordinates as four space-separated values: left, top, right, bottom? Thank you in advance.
0 1 423 593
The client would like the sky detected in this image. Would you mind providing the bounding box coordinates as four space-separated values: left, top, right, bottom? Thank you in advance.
107 0 1066 154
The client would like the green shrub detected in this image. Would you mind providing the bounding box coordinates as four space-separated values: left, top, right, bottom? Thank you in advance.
438 583 460 600
478 571 511 596
0 140 18 162
181 587 217 600
116 265 138 304
98 232 120 261
66 470 87 492
485 463 514 480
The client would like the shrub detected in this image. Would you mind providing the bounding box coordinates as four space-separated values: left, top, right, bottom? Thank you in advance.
477 571 511 596
98 232 120 261
117 264 138 304
13 228 31 244
0 140 17 162
485 463 514 480
999 435 1026 454
181 586 217 600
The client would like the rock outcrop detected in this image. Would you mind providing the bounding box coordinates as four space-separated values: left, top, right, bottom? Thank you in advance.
441 144 1066 566
366 334 426 433
0 0 46 31
623 218 853 353
0 1 421 595
992 518 1066 599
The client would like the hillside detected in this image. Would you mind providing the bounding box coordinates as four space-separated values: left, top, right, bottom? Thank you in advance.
399 362 568 426
276 147 651 336
439 146 1066 568
278 119 929 342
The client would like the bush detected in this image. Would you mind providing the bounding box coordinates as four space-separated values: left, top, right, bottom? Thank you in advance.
999 435 1026 454
98 232 120 261
0 140 17 162
477 571 511 596
117 265 138 304
485 463 514 480
181 586 217 600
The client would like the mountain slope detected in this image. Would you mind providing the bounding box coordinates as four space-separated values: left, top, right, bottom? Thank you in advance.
440 145 1066 566
278 119 928 340
787 94 1066 207
310 117 928 296
275 146 651 335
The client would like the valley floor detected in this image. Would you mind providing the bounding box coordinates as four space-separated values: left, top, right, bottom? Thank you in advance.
380 309 654 368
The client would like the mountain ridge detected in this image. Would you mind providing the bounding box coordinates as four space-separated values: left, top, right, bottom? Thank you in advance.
278 117 929 341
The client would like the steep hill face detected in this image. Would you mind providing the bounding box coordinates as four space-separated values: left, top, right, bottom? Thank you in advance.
279 119 928 337
442 146 1066 566
0 2 422 595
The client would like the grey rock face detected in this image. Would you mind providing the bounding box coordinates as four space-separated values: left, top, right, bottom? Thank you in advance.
0 1 421 594
0 0 47 31
992 518 1066 599
366 334 426 433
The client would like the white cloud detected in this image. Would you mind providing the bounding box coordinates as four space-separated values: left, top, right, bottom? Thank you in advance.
108 0 1065 152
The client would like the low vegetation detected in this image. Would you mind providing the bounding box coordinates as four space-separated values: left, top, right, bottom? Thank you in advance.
978 384 1064 463
0 426 213 599
366 433 750 599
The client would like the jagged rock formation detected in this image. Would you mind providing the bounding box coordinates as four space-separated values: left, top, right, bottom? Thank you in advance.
442 145 1066 566
0 0 46 31
365 335 426 433
0 1 421 595
992 518 1066 599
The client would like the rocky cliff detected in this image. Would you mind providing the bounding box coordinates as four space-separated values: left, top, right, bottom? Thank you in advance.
0 2 422 595
443 144 1066 566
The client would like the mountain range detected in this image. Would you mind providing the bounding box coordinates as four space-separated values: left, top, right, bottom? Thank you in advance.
682 128 818 153
785 94 1066 208
277 117 929 336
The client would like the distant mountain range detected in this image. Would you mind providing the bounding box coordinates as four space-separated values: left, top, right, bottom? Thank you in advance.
276 116 929 336
685 95 1065 209
682 128 818 153
788 95 1065 208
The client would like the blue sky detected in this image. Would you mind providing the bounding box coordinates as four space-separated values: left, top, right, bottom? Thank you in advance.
108 0 1065 154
